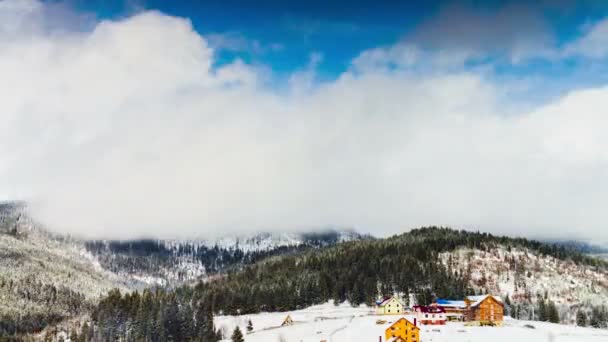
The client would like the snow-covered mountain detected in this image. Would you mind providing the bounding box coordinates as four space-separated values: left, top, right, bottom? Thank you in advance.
1 202 606 338
1 201 369 288
85 229 370 286
0 202 136 335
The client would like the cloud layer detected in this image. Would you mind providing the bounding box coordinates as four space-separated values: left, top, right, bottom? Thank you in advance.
2 0 608 242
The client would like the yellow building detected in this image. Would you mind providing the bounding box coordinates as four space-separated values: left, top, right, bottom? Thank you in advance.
385 318 419 342
376 296 404 315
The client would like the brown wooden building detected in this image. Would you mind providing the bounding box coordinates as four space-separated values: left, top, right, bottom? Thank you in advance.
464 295 504 324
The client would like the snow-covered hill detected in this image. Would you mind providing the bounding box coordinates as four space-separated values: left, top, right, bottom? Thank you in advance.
85 229 368 286
0 203 137 334
441 246 608 323
214 301 608 342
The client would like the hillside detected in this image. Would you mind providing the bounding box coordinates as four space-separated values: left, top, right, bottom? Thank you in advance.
53 227 608 341
183 228 607 318
441 246 608 323
0 203 134 336
0 203 367 337
84 229 368 286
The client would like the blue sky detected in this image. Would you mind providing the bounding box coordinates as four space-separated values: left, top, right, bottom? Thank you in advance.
61 0 608 83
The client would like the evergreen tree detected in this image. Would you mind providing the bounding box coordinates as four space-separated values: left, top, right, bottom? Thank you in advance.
77 322 89 342
196 304 218 342
547 301 560 323
246 319 253 334
231 326 244 342
537 297 546 321
70 329 78 342
576 310 587 327
590 306 608 329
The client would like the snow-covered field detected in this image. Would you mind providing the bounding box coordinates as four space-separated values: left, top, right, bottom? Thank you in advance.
215 301 608 342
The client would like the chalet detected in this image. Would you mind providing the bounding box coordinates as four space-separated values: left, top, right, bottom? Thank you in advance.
376 296 404 315
385 318 419 342
464 295 504 324
435 298 467 321
413 304 446 325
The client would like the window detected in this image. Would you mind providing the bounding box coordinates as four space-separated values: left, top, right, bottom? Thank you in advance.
425 314 428 318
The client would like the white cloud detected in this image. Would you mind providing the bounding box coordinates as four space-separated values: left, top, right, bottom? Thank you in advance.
564 18 608 59
2 1 608 243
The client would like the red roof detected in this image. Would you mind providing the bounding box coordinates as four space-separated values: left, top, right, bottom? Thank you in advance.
413 305 446 313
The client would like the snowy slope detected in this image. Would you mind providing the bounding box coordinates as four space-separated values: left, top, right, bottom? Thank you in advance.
0 203 137 328
440 246 608 323
85 229 367 286
162 229 366 253
215 301 608 342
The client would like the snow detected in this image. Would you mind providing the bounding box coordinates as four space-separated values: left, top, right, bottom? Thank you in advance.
215 301 608 342
440 246 608 323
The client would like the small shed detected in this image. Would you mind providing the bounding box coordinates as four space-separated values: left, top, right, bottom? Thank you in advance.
281 315 294 326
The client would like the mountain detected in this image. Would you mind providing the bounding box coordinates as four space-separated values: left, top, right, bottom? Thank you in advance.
0 202 367 336
1 202 607 339
164 227 607 319
85 227 608 341
0 202 134 336
84 229 369 286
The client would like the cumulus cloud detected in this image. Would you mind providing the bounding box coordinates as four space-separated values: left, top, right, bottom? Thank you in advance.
2 0 608 242
564 18 608 59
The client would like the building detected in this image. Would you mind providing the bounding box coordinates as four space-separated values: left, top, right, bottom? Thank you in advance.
464 295 504 324
413 304 447 325
435 298 466 321
281 315 294 326
376 296 404 315
385 318 419 342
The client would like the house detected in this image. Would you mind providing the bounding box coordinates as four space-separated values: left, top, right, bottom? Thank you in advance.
464 295 504 324
384 318 419 342
435 298 467 321
413 304 446 325
376 296 404 315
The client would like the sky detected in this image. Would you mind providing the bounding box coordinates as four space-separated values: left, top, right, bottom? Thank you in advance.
2 0 608 242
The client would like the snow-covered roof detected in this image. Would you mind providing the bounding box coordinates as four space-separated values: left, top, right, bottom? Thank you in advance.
413 305 446 313
466 295 503 308
435 299 466 308
376 296 401 307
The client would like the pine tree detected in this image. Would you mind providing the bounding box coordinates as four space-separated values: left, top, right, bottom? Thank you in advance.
537 297 546 321
576 310 587 327
547 301 560 323
196 304 217 342
590 306 607 329
246 319 253 334
77 322 89 342
70 329 78 342
231 326 244 342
